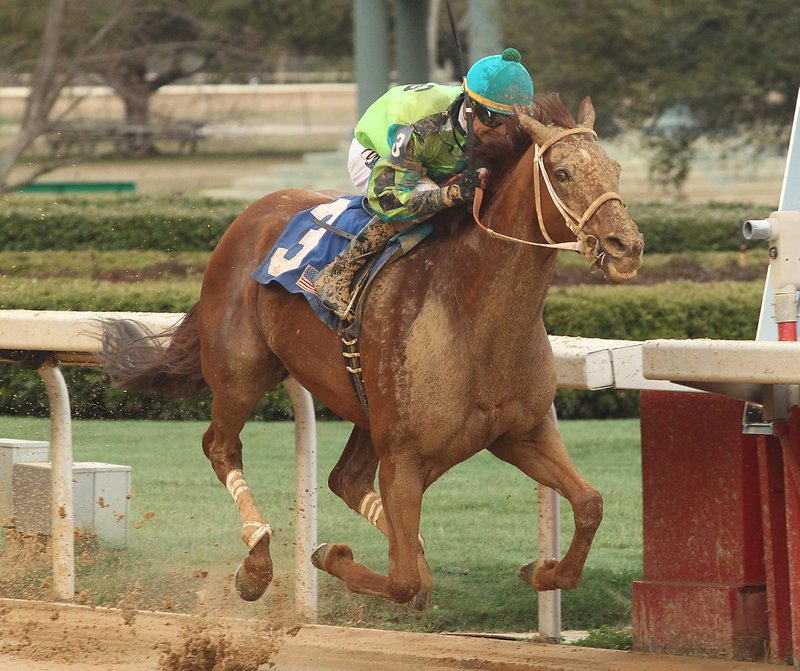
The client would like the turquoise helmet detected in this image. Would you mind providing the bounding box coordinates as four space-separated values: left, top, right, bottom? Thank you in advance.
464 47 534 114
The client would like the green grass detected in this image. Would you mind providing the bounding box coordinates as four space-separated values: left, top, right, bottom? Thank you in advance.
0 416 641 633
570 625 634 650
0 249 766 284
0 250 208 279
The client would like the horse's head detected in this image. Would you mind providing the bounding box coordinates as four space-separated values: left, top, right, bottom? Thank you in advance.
516 96 644 282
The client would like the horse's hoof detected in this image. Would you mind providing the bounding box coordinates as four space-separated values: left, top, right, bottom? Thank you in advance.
310 543 330 571
409 553 433 612
234 542 273 602
519 558 559 591
235 563 267 602
517 561 536 585
311 543 354 574
408 588 432 613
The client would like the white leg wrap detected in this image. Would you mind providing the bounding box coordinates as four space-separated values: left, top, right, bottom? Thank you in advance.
226 469 250 505
243 520 273 549
358 491 384 528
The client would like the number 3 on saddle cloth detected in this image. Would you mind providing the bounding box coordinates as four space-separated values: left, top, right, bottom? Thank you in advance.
251 195 432 333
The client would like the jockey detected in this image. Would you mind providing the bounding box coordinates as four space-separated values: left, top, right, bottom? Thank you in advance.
313 47 534 320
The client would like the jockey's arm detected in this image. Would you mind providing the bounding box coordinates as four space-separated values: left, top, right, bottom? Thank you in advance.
366 125 466 225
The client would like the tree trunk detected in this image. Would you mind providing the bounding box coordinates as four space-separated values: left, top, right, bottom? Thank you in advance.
0 0 68 187
113 61 159 155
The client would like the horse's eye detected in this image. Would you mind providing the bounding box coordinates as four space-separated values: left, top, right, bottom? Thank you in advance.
554 169 570 182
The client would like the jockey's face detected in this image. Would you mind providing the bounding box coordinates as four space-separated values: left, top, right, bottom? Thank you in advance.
472 103 508 143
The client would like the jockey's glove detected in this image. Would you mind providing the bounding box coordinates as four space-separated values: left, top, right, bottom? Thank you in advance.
441 170 485 207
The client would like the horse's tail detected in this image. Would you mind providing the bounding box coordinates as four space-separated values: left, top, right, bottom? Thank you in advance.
96 304 208 400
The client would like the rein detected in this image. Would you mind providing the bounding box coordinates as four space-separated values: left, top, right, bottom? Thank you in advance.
472 126 625 252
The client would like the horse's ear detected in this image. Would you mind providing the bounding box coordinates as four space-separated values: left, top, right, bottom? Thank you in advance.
577 97 596 129
514 106 558 145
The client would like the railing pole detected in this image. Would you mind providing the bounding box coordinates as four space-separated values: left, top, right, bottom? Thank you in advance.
38 362 75 601
283 378 318 623
537 404 561 641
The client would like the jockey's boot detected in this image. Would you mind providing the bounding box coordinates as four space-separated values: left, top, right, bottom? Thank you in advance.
313 216 396 321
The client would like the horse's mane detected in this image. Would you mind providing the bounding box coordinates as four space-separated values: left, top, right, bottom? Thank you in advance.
476 92 577 181
532 92 577 129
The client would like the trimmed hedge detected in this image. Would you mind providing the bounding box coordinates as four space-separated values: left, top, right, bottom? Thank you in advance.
0 277 200 312
0 195 775 253
547 280 762 341
630 201 774 253
0 195 243 251
0 364 295 422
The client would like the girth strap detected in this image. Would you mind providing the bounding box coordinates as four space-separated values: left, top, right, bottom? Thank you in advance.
341 334 369 415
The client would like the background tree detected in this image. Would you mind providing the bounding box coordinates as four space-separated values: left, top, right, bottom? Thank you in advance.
85 3 228 128
0 0 354 183
503 0 800 190
0 0 136 190
3 0 798 192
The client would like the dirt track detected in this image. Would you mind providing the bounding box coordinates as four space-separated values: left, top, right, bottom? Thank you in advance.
0 598 773 671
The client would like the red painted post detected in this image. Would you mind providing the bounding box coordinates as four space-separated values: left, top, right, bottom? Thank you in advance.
784 408 800 666
756 434 793 662
633 391 768 660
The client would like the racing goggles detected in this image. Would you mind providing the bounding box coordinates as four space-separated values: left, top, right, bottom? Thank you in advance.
473 102 505 128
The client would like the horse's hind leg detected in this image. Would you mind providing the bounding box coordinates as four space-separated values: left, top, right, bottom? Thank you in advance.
490 410 603 591
322 426 433 610
202 351 286 602
312 453 427 605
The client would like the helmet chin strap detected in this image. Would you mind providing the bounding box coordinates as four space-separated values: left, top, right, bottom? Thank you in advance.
462 80 476 176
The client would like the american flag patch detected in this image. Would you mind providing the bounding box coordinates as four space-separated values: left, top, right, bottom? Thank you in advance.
296 264 319 295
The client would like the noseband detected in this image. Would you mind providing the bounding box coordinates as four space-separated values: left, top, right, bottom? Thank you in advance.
473 126 626 253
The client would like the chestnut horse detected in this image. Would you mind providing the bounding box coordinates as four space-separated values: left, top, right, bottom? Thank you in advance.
98 94 643 612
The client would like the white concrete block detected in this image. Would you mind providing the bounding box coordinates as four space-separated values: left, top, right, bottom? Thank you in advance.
12 461 132 546
0 439 49 526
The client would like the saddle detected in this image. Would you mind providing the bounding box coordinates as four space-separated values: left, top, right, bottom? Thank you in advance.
252 196 432 413
252 196 431 335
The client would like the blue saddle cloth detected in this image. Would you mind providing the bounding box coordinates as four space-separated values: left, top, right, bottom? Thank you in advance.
251 195 432 330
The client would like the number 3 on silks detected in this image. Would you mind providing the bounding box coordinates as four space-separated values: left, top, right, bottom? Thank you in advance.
267 228 325 276
267 198 349 276
391 132 408 158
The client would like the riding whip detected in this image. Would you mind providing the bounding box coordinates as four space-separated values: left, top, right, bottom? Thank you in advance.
444 0 475 175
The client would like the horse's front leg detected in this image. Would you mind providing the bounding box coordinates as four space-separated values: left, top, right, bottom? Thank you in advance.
312 453 426 605
490 409 603 591
323 426 433 611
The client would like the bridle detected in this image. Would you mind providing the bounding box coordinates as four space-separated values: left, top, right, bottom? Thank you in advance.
472 126 626 255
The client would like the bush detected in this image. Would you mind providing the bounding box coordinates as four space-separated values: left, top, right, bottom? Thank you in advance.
545 280 762 341
630 201 774 253
0 194 244 251
0 195 773 254
0 364 297 421
0 278 201 312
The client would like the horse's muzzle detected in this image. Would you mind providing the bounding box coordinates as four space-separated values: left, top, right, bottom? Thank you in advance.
593 226 644 282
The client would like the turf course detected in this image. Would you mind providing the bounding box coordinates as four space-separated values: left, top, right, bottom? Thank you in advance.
0 415 641 634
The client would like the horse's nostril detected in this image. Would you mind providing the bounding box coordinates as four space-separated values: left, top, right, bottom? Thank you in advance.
604 236 627 256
